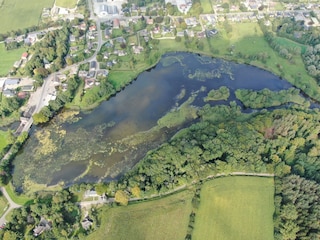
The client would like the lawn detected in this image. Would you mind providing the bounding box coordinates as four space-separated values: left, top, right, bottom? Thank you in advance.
0 43 26 76
87 190 193 240
0 130 11 153
55 0 78 8
274 36 307 54
192 176 274 240
0 0 54 34
0 195 8 217
200 0 213 13
4 183 32 206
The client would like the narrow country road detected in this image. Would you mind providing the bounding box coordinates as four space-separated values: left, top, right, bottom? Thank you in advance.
0 187 22 226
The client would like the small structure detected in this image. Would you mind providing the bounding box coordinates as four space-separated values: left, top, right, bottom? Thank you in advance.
21 52 29 60
90 61 97 71
84 190 99 199
113 18 120 29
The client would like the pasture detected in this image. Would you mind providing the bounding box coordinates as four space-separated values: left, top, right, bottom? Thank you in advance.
0 0 54 34
0 43 26 76
88 190 193 240
55 0 78 9
192 176 274 240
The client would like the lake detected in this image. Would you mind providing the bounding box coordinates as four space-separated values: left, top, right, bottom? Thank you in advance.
12 52 298 191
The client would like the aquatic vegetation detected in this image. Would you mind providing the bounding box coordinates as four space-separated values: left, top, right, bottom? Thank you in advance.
204 86 230 102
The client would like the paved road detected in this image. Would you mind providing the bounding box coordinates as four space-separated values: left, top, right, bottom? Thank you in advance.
0 187 22 226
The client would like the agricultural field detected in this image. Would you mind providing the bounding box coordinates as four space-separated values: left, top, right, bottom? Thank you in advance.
55 0 78 9
0 0 54 34
0 43 26 76
192 176 274 240
88 190 193 240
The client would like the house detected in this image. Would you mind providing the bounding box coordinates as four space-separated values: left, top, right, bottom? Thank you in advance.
90 61 97 71
21 52 29 60
69 35 76 42
78 70 88 78
115 37 126 44
89 25 97 31
105 29 112 39
13 60 22 68
0 78 6 91
103 52 110 59
81 216 93 230
133 45 143 54
84 79 95 89
2 89 15 98
206 29 218 37
21 85 34 92
33 217 52 236
113 18 120 29
4 78 20 89
147 18 154 25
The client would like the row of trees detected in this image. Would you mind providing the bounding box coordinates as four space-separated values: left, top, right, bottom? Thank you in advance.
303 44 320 80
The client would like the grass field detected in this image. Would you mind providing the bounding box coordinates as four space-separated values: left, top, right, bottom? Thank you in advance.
0 43 26 76
0 0 54 34
192 176 274 240
4 183 32 206
274 36 307 54
207 22 320 101
0 130 11 152
88 190 193 240
200 0 213 13
55 0 78 8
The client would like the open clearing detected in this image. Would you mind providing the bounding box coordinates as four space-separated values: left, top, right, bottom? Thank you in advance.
0 0 54 33
0 43 26 76
88 190 193 240
55 0 78 8
192 176 274 240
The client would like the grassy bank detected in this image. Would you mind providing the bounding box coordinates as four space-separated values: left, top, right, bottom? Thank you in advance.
193 176 274 240
88 190 193 240
4 183 32 206
0 195 8 217
0 0 54 34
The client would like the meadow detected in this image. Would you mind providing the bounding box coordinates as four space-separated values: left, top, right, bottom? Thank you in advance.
55 0 78 8
192 176 274 240
87 190 193 240
0 43 26 76
0 0 54 34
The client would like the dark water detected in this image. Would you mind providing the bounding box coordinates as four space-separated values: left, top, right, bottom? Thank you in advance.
12 52 299 190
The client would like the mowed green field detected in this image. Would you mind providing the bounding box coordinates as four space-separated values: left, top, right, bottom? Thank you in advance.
55 0 78 8
88 190 193 240
0 0 54 33
0 43 26 76
0 130 11 152
200 0 213 13
193 176 274 240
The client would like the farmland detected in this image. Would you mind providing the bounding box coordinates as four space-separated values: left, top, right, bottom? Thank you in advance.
0 0 54 34
87 190 193 240
192 176 274 240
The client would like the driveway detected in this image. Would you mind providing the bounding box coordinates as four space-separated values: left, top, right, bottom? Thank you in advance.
0 187 22 226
